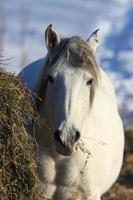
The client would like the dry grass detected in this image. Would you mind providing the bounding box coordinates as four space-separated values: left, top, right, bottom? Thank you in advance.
0 69 43 200
103 128 133 200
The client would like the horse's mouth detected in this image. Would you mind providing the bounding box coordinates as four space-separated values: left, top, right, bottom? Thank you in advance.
55 144 75 156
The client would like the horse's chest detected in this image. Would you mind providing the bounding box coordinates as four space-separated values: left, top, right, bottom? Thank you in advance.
39 155 89 199
55 158 81 186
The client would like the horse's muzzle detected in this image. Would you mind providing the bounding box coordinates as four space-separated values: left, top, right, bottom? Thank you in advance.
54 129 80 156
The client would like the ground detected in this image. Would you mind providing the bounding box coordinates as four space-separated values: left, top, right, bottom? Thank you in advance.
103 128 133 200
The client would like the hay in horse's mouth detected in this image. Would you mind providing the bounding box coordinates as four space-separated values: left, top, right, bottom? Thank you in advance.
54 142 75 156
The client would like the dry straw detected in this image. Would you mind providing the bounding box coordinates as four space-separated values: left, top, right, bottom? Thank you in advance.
0 68 43 200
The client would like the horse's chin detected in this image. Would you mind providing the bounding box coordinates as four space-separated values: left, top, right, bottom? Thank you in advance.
55 145 75 156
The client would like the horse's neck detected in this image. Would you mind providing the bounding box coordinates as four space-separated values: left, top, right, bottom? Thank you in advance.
82 67 119 142
33 57 48 95
98 68 117 106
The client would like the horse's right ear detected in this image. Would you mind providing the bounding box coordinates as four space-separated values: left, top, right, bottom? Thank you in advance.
45 24 60 50
87 29 100 53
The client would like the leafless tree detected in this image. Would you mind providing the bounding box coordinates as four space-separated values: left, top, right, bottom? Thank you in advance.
19 0 29 68
0 0 5 51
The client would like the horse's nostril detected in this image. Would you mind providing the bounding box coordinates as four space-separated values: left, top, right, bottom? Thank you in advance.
75 131 80 142
54 130 62 145
54 129 80 147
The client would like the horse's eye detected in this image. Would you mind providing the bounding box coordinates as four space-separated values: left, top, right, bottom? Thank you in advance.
48 75 54 83
86 78 93 86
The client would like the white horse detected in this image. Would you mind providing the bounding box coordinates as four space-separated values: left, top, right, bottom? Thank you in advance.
19 25 124 200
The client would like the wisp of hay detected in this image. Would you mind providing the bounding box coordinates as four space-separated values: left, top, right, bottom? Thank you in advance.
0 69 43 200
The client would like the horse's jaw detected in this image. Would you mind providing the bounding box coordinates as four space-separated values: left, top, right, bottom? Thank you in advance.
54 141 77 157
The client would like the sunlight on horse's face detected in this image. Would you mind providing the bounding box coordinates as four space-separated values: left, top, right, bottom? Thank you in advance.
45 65 93 156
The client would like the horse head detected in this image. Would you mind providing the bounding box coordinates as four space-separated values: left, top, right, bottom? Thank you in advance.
37 24 100 156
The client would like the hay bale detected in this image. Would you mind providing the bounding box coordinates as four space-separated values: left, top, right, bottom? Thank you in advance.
0 69 43 200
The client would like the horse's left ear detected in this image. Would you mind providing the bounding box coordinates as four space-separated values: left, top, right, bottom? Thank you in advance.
87 29 100 53
45 24 60 50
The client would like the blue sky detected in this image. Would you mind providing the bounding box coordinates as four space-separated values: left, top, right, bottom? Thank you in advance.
1 0 133 125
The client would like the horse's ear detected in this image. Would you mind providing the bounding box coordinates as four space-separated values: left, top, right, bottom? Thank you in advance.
87 29 100 53
45 24 60 50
